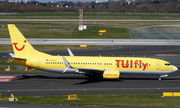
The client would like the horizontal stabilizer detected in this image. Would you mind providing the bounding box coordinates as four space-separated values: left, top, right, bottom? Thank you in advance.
9 53 26 60
9 53 15 57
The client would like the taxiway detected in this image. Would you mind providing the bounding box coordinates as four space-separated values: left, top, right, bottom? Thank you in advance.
0 46 180 96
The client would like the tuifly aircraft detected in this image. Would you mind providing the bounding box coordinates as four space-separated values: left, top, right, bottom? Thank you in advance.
8 24 178 80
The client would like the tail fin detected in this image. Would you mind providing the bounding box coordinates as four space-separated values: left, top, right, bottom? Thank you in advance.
8 24 35 57
8 24 50 58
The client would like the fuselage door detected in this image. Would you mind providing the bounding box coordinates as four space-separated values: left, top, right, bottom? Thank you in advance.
36 59 40 67
156 61 160 70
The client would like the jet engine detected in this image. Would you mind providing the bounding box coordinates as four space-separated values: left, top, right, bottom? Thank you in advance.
103 70 120 79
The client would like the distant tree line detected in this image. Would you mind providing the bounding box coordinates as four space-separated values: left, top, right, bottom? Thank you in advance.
1 0 180 13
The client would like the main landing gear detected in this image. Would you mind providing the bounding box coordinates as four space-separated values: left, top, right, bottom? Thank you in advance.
86 74 102 81
158 77 162 81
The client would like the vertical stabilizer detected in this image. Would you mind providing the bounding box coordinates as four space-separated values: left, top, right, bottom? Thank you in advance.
8 24 37 57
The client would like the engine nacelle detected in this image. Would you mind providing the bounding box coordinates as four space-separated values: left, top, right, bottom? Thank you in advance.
103 70 120 79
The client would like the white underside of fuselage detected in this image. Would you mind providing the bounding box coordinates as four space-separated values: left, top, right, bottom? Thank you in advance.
36 68 174 75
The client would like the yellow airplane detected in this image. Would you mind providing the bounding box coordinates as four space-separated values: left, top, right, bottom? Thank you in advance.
8 24 178 80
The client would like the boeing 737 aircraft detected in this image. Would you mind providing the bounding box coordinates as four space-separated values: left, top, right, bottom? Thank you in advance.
8 24 178 80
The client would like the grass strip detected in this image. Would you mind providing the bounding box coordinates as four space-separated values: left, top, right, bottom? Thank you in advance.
1 13 180 20
0 67 46 73
0 23 130 38
1 94 180 107
0 60 20 66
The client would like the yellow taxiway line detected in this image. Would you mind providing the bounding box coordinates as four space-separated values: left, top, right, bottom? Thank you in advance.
154 28 173 40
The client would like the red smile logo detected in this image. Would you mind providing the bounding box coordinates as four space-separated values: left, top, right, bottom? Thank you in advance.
13 40 27 51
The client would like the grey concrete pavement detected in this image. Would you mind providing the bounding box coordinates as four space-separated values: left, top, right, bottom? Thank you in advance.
0 46 180 97
1 38 180 45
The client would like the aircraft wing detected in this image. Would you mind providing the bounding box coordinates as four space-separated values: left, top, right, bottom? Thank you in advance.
76 68 104 74
62 56 105 74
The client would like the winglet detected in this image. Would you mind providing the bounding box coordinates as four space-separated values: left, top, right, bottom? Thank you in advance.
67 48 74 56
62 56 72 73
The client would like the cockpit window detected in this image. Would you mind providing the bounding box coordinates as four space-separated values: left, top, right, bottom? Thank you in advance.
165 63 170 66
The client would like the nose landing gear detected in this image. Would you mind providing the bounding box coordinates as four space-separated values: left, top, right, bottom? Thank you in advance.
159 74 168 81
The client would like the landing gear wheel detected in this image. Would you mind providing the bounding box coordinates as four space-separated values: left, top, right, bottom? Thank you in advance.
159 77 161 81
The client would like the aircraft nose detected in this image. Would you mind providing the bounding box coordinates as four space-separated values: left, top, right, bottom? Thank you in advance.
173 66 178 71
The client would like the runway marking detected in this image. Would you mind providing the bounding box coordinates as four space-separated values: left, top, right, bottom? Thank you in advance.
0 76 17 79
154 28 173 40
0 76 17 82
0 79 13 82
97 48 180 55
154 54 178 56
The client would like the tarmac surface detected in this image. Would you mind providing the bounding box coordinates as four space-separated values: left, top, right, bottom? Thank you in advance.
0 46 180 97
0 46 180 108
129 25 180 39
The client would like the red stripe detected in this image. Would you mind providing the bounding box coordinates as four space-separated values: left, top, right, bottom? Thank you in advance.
0 79 12 82
0 76 17 79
